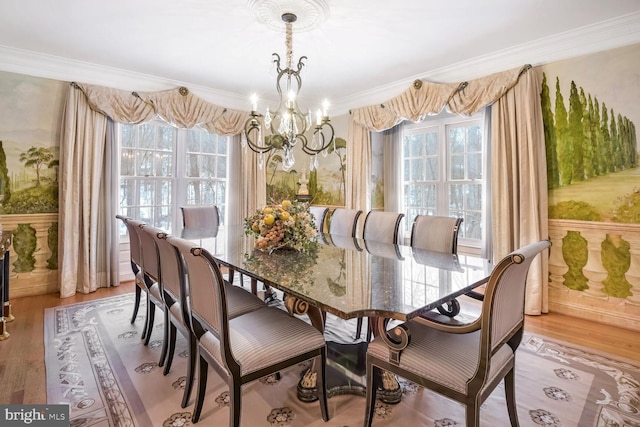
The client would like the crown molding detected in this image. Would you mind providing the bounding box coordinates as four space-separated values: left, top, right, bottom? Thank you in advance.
333 11 640 115
0 45 250 111
1 11 639 116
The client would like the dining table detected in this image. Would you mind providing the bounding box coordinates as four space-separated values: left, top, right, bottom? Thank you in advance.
182 224 492 402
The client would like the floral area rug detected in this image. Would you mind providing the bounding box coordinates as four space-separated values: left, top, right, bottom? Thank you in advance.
44 293 640 426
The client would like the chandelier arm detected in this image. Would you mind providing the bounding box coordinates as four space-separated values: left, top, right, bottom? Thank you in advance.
244 115 273 154
301 121 335 155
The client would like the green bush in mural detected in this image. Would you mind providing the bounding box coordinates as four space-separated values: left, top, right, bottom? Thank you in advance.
562 231 589 291
47 221 58 270
601 235 632 298
549 200 602 221
611 190 640 223
1 185 58 214
12 224 37 273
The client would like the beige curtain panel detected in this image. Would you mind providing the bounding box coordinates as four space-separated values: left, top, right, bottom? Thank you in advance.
60 82 257 297
347 64 549 315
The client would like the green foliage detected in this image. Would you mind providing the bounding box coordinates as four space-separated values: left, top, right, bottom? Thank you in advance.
541 73 559 189
1 184 58 214
19 146 55 187
611 190 640 224
47 221 58 270
600 235 632 298
12 224 36 273
0 141 11 203
561 231 589 291
548 200 602 221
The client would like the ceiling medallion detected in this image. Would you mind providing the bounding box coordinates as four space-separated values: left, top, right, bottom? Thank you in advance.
248 0 330 32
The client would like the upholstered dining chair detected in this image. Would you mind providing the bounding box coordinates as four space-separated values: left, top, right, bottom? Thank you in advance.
410 214 471 317
116 215 145 325
356 211 405 340
145 227 266 409
410 214 463 253
328 208 363 238
309 205 330 234
364 240 551 427
167 236 330 426
134 222 169 350
120 218 163 345
180 205 220 229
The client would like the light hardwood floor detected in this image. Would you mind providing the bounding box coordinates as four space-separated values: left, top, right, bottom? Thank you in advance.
0 281 638 406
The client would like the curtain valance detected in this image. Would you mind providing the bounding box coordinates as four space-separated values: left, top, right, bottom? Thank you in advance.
350 64 531 131
73 83 250 135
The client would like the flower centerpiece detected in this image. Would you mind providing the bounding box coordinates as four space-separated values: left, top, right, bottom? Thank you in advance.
244 200 319 253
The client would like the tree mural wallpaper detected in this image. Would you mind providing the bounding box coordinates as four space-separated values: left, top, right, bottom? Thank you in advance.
0 69 65 296
539 43 640 327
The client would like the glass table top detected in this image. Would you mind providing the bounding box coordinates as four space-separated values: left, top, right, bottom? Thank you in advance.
183 225 492 322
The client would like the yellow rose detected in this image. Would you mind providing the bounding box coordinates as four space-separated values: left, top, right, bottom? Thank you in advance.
252 224 259 232
264 214 275 225
281 200 292 210
263 207 273 214
281 211 290 221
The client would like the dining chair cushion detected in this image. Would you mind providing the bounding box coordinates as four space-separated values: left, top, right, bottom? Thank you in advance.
367 320 513 394
198 306 326 377
223 280 266 318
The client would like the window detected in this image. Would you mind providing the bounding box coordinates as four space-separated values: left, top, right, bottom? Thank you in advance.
402 112 485 248
118 120 229 234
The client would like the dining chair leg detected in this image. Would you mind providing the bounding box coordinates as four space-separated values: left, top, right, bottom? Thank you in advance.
181 334 197 408
130 285 141 324
318 352 329 422
364 361 379 427
162 322 177 375
158 309 170 367
141 294 150 340
466 399 481 427
143 304 156 345
192 356 208 423
505 368 520 427
229 376 241 427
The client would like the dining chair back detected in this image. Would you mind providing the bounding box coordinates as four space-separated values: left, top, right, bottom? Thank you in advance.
328 208 362 237
364 239 551 427
134 222 165 346
116 215 144 324
167 235 330 426
362 211 405 244
181 205 220 229
309 206 329 234
410 214 463 253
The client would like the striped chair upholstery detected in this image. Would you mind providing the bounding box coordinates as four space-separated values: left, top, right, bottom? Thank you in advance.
364 240 551 427
410 214 463 253
116 215 145 324
167 236 330 426
180 205 220 229
148 229 265 409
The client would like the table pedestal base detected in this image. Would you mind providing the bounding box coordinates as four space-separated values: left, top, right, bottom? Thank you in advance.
4 303 14 322
0 318 9 340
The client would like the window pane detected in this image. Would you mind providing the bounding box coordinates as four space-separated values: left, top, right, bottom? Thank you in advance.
465 211 482 240
202 133 216 154
157 153 173 177
410 158 423 181
139 180 154 205
449 128 465 153
410 134 424 157
425 158 438 181
137 151 153 176
450 155 464 180
449 184 463 210
468 125 482 152
121 149 134 176
467 183 482 211
121 125 135 148
424 184 436 209
159 126 175 150
425 132 438 155
217 156 227 178
187 154 200 177
468 153 482 180
217 137 228 155
403 159 410 181
139 124 155 149
187 130 200 152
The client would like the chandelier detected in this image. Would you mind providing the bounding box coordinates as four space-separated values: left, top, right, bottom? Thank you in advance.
243 12 335 171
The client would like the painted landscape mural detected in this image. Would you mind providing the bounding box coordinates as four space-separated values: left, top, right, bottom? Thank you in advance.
539 43 640 329
0 70 65 297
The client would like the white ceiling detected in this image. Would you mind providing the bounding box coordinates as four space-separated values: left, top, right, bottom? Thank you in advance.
0 0 639 114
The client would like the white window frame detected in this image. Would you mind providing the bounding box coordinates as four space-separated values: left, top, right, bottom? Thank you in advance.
117 120 229 236
401 111 485 250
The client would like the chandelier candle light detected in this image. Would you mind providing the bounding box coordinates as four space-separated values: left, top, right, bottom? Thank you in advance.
243 12 335 171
